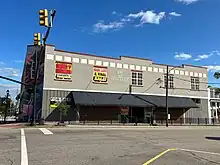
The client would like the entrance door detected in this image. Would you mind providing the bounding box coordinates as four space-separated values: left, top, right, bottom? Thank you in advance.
132 107 145 123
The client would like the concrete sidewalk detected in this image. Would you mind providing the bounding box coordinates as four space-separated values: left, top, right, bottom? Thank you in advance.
66 124 220 130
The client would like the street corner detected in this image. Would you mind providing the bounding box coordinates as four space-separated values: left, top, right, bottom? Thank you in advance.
143 148 220 165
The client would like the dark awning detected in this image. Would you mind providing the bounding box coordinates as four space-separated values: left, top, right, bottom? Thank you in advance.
140 95 199 108
71 91 199 108
71 91 154 107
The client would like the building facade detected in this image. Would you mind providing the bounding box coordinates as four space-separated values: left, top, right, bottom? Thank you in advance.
20 45 210 124
208 87 220 122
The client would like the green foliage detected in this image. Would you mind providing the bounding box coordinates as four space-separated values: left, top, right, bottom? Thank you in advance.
15 93 21 101
215 88 220 95
214 72 220 79
57 102 69 122
0 105 5 115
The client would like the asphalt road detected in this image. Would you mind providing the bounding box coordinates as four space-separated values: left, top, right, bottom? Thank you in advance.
1 127 220 165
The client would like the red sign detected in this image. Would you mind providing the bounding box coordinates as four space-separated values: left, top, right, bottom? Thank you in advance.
55 62 72 81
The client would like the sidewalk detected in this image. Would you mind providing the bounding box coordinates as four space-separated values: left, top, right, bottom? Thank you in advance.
0 123 24 128
66 124 220 129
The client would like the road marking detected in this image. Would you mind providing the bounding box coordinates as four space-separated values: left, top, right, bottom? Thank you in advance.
177 148 220 156
21 129 28 165
143 148 176 165
39 128 53 135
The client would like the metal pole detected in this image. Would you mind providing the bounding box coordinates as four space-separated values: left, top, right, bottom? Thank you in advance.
165 65 169 127
31 9 57 125
129 85 132 122
4 90 9 123
32 48 38 125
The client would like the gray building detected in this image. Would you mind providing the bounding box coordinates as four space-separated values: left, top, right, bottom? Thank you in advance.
20 45 209 124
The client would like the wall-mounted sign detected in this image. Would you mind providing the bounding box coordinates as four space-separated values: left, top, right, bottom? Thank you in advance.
93 66 108 84
55 62 72 81
110 70 130 82
120 107 129 115
50 97 72 108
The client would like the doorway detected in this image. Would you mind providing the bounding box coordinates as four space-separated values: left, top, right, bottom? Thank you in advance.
131 107 145 123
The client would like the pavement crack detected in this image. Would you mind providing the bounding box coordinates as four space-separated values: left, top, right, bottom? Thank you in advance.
189 152 220 164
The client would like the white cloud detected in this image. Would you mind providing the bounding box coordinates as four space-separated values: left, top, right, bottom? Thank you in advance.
194 50 220 61
14 60 23 63
0 61 5 65
175 0 200 5
169 12 182 17
93 21 124 33
128 10 166 25
0 83 20 97
204 65 220 72
194 54 210 61
120 17 132 23
112 11 117 15
174 53 192 60
0 68 21 77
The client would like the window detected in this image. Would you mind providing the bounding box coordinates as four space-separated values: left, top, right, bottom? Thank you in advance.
131 71 143 86
211 102 216 107
164 74 174 89
191 77 199 91
192 98 201 104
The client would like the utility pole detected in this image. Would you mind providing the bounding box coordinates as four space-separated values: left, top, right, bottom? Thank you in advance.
129 85 132 122
165 65 169 127
4 90 10 123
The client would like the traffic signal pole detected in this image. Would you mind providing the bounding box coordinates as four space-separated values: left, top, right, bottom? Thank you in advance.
31 9 56 125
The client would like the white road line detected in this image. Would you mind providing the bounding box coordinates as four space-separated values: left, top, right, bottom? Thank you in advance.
39 128 53 135
178 148 220 156
21 129 28 165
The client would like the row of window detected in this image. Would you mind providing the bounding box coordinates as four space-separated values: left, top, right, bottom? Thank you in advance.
131 71 200 91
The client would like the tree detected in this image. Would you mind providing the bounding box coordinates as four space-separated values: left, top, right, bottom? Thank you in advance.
214 72 220 79
57 102 68 124
0 105 5 118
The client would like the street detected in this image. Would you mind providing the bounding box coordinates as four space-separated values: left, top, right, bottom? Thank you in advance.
1 127 220 165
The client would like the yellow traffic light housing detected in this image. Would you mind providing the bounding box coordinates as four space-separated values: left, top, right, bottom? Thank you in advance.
34 33 41 46
39 9 48 27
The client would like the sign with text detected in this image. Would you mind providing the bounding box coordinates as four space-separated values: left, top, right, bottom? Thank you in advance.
55 62 72 81
92 66 108 84
120 107 129 115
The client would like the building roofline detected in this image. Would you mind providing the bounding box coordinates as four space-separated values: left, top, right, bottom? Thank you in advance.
48 45 206 69
182 64 208 69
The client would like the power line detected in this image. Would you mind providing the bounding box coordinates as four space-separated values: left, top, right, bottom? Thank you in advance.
142 78 162 93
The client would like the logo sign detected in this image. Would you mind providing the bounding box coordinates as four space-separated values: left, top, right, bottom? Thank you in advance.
120 107 129 115
55 62 72 81
93 66 108 84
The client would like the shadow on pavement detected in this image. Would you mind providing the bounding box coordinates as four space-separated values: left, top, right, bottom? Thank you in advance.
205 136 220 141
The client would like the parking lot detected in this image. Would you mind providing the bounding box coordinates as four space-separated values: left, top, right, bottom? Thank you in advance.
1 126 220 165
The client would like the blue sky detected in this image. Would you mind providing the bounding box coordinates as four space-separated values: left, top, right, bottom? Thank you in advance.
0 0 220 97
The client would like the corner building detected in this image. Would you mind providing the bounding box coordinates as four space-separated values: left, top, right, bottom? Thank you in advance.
20 45 210 124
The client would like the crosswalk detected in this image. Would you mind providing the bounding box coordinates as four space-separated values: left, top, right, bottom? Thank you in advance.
38 128 53 135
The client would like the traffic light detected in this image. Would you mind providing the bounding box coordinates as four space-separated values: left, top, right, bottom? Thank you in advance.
34 33 41 46
39 9 48 27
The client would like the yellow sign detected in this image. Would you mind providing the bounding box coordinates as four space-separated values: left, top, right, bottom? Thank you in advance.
93 67 108 84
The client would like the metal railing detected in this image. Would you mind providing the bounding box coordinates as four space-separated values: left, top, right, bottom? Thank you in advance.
77 117 220 126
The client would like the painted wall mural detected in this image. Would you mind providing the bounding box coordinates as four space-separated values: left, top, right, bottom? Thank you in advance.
20 46 45 121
